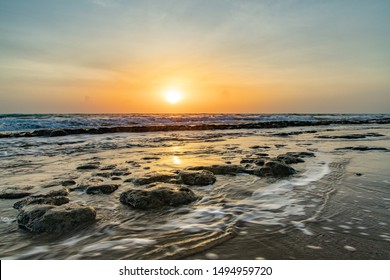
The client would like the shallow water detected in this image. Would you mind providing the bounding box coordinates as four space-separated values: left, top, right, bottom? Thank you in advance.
0 123 389 259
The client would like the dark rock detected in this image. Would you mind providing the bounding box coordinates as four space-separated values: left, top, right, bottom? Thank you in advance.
111 177 122 181
317 133 384 139
100 164 117 170
33 188 69 198
188 165 247 175
120 186 198 209
335 146 388 151
13 196 70 210
0 189 32 199
356 173 363 176
178 170 216 186
250 145 270 149
255 161 296 177
61 180 76 187
93 172 111 178
50 130 68 137
86 184 119 194
76 164 100 170
17 204 96 233
132 171 178 185
141 157 161 160
277 152 315 164
111 170 131 176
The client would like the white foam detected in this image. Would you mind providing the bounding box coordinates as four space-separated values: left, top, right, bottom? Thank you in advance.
344 245 357 252
306 245 323 250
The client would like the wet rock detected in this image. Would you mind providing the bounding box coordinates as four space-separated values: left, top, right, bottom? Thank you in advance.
0 189 33 199
111 170 131 176
86 184 119 194
93 172 111 178
49 130 68 137
240 158 265 166
276 152 315 164
111 177 122 181
141 156 161 160
13 196 70 210
61 180 76 187
17 204 96 233
76 164 100 170
335 146 388 151
250 145 270 149
34 188 69 198
255 161 296 177
131 171 178 185
188 165 247 175
100 164 117 170
317 133 384 139
178 170 216 186
120 186 198 209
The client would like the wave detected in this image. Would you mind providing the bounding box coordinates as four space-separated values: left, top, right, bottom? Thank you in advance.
0 114 389 138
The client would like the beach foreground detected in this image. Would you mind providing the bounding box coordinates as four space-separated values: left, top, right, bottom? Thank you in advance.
0 115 389 259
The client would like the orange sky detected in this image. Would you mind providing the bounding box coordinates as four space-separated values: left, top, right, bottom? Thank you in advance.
0 0 389 113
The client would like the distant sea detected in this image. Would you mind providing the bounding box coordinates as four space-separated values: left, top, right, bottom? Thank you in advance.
1 114 389 136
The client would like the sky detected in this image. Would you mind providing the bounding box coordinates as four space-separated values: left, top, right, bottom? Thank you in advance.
0 0 389 114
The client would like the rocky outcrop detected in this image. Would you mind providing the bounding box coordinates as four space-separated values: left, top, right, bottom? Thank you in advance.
13 196 69 210
130 171 178 185
17 204 96 233
276 151 315 164
0 188 33 199
120 186 198 209
178 170 216 186
188 165 247 175
85 184 119 194
254 161 296 177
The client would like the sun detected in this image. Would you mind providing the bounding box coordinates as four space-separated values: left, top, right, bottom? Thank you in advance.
165 90 182 104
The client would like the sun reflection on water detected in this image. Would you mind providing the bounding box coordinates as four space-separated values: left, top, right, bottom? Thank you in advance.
172 156 181 165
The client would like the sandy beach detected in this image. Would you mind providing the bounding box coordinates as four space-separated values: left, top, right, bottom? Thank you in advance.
0 116 389 260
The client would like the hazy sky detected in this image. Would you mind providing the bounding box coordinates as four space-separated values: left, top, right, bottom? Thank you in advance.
0 0 389 113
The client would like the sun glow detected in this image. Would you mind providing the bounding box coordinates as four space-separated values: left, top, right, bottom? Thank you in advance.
165 90 182 104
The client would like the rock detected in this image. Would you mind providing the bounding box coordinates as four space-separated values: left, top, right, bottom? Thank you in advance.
178 170 216 186
188 165 247 175
49 130 68 137
93 172 111 178
120 186 198 209
111 170 131 176
0 189 33 199
335 146 388 151
61 180 76 187
86 184 119 194
76 164 100 170
100 164 117 170
317 133 384 139
255 161 296 177
131 171 178 185
34 188 69 198
240 158 265 166
17 204 96 233
111 177 122 181
277 152 315 164
13 196 70 210
141 157 161 160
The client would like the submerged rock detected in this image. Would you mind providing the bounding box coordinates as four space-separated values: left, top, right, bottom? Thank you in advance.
17 204 96 233
13 196 70 210
0 189 33 199
61 180 76 187
335 146 388 151
178 170 216 186
317 133 384 139
120 186 198 209
76 164 100 170
188 165 247 175
276 151 315 164
255 161 296 177
86 184 119 194
131 171 178 185
34 188 69 198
